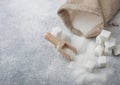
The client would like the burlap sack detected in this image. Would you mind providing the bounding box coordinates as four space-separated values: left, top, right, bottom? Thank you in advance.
58 0 120 38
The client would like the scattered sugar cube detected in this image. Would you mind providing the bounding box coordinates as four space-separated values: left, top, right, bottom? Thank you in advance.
105 37 116 50
85 61 96 72
49 27 63 46
95 45 104 56
113 45 120 56
99 30 111 41
98 56 107 68
51 27 63 40
104 48 112 56
96 36 104 46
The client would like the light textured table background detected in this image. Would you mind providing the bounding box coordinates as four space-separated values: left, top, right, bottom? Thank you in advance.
0 0 120 85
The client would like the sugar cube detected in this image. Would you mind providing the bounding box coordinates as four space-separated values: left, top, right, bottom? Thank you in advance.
98 56 107 68
105 37 116 50
85 61 96 72
51 27 62 40
49 27 63 46
95 45 104 56
113 45 120 56
96 36 104 46
104 48 112 56
99 30 111 41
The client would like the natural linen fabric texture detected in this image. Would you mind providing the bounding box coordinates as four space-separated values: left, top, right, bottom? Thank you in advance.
58 0 120 38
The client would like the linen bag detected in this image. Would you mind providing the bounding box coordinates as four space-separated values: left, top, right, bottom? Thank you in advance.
58 0 120 38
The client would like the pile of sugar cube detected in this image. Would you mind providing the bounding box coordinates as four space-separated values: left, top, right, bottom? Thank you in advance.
80 30 120 72
95 30 120 68
49 27 120 73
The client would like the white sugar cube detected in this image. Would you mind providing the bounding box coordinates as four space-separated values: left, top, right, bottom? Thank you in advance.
95 45 104 56
51 27 63 40
104 48 112 56
98 56 107 68
105 37 116 50
49 27 63 46
113 45 120 56
96 36 104 46
85 61 96 72
99 30 111 41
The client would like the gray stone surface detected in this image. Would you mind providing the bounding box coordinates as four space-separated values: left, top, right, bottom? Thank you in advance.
0 0 120 85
